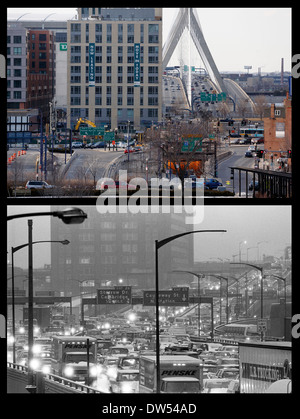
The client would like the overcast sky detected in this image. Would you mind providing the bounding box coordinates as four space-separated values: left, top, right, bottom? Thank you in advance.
7 205 291 269
7 7 291 73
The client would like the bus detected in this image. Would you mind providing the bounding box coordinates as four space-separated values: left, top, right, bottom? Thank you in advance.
215 323 259 339
240 127 264 138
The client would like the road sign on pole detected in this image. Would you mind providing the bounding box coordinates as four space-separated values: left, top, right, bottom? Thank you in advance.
97 287 132 305
143 289 189 306
257 319 268 333
79 127 104 136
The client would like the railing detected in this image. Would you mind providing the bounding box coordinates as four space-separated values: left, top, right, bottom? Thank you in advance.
7 362 103 394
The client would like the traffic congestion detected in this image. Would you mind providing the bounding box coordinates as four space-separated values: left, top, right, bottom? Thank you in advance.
8 310 248 394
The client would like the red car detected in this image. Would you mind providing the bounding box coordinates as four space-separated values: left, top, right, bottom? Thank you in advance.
124 147 135 154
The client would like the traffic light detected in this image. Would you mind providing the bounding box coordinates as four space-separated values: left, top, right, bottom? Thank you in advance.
288 149 292 158
230 168 234 180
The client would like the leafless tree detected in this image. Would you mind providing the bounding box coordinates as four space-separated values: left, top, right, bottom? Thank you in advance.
143 120 214 182
254 95 268 121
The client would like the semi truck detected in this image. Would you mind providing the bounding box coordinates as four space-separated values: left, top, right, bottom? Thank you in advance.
238 341 292 393
51 336 98 385
139 355 203 393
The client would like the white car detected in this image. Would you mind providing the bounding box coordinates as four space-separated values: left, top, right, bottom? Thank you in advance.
25 180 53 189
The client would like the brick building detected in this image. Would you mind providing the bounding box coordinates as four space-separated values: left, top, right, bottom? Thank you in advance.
263 93 292 170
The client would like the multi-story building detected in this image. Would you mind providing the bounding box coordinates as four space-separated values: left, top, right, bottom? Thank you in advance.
7 24 28 109
7 20 68 129
50 207 194 303
263 92 292 167
67 7 162 132
27 29 55 116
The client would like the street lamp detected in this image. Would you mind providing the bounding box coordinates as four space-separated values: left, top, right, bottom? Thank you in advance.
7 207 87 224
231 262 264 341
8 208 86 386
172 270 205 337
155 229 226 393
10 240 69 364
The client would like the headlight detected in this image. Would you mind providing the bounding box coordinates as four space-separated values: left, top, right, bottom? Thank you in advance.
42 365 51 374
19 327 25 334
30 358 41 370
90 365 101 377
64 366 74 377
34 327 40 334
32 344 41 354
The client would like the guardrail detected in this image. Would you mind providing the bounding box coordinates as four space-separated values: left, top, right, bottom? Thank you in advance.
7 362 103 394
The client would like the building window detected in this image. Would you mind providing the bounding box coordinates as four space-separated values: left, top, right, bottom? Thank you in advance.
39 34 47 41
13 36 22 44
13 47 22 55
13 91 22 99
13 58 22 66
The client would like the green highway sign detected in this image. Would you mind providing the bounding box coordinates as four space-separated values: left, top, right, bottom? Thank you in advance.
80 127 104 136
104 131 115 142
181 136 203 152
200 92 226 102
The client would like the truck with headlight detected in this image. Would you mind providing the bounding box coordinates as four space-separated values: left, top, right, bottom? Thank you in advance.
139 355 203 393
51 336 98 385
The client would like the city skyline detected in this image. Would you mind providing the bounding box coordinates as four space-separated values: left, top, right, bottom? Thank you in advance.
7 7 291 73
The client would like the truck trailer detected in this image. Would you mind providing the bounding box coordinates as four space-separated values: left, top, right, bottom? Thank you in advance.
51 335 98 385
139 355 203 393
239 341 292 393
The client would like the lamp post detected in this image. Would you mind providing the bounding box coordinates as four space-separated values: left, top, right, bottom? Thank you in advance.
8 208 87 385
10 239 69 364
155 229 227 393
231 262 264 341
172 270 205 337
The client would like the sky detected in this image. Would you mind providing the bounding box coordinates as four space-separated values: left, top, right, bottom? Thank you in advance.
7 7 292 73
7 205 291 269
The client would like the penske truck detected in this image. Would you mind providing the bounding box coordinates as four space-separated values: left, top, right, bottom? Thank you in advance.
51 336 98 385
238 341 292 393
139 355 203 393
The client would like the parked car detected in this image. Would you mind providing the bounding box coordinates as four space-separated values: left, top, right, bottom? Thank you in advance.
72 141 83 148
25 180 53 189
204 178 223 190
91 141 106 148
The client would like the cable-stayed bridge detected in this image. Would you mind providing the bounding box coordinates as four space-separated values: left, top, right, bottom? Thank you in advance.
163 8 255 114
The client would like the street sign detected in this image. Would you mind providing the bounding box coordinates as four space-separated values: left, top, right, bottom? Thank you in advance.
97 287 132 305
181 136 203 152
143 289 189 306
79 127 104 136
104 131 115 142
257 319 268 333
